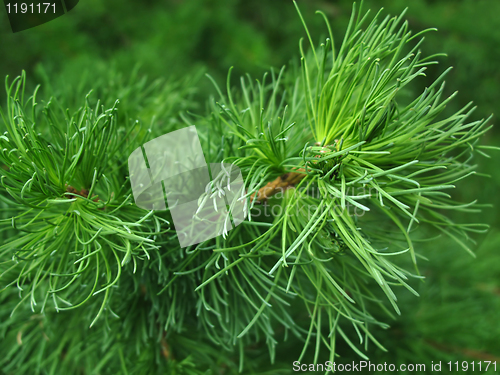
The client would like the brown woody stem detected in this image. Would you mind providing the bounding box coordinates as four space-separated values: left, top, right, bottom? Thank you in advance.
250 169 306 203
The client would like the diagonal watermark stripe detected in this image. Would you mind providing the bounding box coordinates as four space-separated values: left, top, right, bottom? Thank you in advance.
128 126 247 247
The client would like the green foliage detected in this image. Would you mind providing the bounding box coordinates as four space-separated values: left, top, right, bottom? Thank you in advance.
0 1 498 374
0 73 167 323
183 2 494 366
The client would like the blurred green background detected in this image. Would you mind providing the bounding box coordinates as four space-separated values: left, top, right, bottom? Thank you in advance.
1 0 498 372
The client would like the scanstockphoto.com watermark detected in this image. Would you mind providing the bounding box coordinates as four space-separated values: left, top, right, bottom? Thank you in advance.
293 361 425 372
292 360 498 372
128 126 380 247
249 185 379 219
